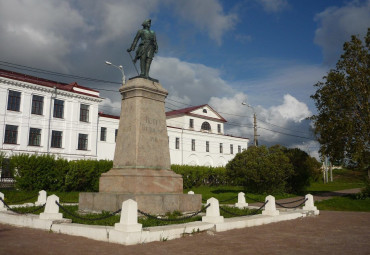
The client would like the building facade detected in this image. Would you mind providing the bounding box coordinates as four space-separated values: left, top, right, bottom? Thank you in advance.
0 69 102 160
1 69 249 166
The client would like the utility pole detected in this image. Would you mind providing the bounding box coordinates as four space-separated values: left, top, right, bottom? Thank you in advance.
253 112 258 147
242 102 258 147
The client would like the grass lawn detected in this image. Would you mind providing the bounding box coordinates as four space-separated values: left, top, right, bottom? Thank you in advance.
184 186 295 204
307 168 365 193
0 189 79 204
316 195 370 212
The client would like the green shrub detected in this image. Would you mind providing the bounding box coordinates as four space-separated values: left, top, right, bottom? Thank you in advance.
171 165 228 189
12 154 64 190
283 148 322 193
65 159 112 191
10 154 112 192
226 145 294 194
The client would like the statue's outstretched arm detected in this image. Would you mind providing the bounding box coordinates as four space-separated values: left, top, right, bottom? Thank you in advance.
127 31 141 52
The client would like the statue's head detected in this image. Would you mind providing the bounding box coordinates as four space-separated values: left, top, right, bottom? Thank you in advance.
142 19 151 28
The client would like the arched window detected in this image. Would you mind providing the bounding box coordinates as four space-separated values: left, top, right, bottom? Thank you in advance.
203 109 207 113
201 121 211 131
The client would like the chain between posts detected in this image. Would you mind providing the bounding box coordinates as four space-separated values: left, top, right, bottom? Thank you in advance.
0 197 45 214
55 201 121 221
275 198 308 209
5 194 39 204
244 195 264 203
138 204 210 222
277 197 306 205
202 196 238 203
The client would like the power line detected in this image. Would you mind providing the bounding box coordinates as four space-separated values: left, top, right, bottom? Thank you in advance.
1 61 315 141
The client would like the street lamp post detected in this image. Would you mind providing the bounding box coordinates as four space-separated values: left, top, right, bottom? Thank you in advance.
105 61 126 85
242 102 258 147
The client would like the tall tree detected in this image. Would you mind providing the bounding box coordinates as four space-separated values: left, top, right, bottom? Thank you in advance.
311 28 370 171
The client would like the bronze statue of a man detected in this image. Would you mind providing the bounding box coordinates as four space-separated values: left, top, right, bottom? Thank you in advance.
127 19 158 79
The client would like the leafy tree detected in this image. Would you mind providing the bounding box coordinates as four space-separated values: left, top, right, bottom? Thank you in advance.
311 28 370 172
226 145 294 194
283 148 322 193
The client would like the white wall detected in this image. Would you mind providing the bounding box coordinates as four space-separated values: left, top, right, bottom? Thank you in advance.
0 76 102 160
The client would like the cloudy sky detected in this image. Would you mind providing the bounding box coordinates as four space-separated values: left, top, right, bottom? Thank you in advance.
1 0 369 159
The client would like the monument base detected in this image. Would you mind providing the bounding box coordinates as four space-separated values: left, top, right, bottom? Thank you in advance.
79 192 201 215
99 168 183 194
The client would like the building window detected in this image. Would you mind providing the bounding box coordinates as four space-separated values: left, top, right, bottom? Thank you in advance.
51 131 62 148
191 139 195 151
238 145 241 153
220 143 223 153
7 90 21 111
189 119 194 129
230 144 233 154
175 137 180 149
115 129 118 142
53 99 64 118
201 121 211 131
203 109 207 113
4 125 18 144
217 124 221 133
78 134 88 150
80 104 89 122
206 141 209 152
100 127 107 141
28 128 41 146
31 95 44 115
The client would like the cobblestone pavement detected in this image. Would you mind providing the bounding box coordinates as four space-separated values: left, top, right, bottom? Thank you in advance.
0 188 368 255
0 210 369 255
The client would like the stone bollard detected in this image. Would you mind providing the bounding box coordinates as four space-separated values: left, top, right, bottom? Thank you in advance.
262 195 279 216
202 197 224 223
115 199 142 232
302 194 319 214
35 190 47 206
235 192 248 209
188 191 195 195
0 192 7 211
39 195 63 220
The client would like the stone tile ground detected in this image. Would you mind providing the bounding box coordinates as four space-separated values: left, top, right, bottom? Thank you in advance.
0 211 369 255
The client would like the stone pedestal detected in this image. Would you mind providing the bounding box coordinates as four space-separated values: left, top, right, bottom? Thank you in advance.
79 78 200 214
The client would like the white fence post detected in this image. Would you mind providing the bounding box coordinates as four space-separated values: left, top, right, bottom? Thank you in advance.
115 199 142 232
35 190 47 206
302 194 319 215
202 197 224 223
262 195 279 216
0 192 7 211
39 195 63 220
235 192 248 208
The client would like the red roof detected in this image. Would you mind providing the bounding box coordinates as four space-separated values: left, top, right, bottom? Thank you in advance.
98 112 120 119
166 104 227 122
0 68 100 98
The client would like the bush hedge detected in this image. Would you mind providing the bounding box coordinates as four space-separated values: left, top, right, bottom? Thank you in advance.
171 164 228 189
9 154 112 192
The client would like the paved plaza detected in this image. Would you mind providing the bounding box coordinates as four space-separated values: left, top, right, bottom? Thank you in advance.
0 210 369 255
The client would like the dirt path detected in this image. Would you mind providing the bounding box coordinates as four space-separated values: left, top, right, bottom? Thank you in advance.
0 211 369 255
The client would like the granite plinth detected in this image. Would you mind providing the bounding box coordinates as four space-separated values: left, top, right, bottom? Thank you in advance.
79 192 202 215
99 168 183 194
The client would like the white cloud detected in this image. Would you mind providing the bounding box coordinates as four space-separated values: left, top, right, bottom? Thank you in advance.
170 0 237 44
256 0 289 13
0 0 88 71
96 0 160 44
268 94 311 123
209 92 315 152
314 0 370 65
151 56 235 105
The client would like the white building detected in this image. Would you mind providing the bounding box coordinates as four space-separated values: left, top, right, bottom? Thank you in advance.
1 69 249 166
0 69 103 160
